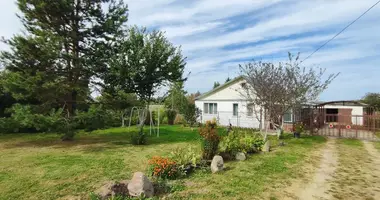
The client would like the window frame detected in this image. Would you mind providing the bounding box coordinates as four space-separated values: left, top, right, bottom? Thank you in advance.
203 103 217 114
233 103 239 116
247 104 254 117
283 109 293 123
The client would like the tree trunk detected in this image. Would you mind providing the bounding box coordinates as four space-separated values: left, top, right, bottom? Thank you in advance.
264 108 270 141
121 113 125 127
71 90 77 115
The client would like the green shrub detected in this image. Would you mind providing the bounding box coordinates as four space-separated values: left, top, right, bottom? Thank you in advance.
161 116 168 125
130 132 147 145
0 117 20 133
278 129 285 139
295 122 304 133
166 110 177 125
59 116 76 141
182 103 200 127
174 114 185 125
144 111 157 125
158 108 166 124
0 104 65 133
240 135 264 152
199 119 220 159
75 105 119 131
219 131 265 156
169 145 201 174
218 132 241 155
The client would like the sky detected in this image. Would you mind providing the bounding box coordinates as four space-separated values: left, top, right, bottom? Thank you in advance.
1 0 379 101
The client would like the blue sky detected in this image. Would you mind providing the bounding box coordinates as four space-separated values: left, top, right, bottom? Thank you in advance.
1 0 379 101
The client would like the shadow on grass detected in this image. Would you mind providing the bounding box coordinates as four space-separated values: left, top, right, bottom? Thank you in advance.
2 125 200 149
277 133 327 148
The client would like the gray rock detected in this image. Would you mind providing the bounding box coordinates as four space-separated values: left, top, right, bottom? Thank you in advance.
235 152 246 161
128 172 154 198
263 140 271 152
95 180 129 200
211 155 224 173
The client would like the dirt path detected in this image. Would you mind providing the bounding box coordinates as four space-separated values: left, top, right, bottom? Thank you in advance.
362 141 380 199
277 139 380 200
278 138 338 200
294 138 338 200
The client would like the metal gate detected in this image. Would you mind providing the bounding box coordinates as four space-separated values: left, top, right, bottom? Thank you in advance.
312 113 380 140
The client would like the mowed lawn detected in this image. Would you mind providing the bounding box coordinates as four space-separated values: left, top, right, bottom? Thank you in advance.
0 125 326 200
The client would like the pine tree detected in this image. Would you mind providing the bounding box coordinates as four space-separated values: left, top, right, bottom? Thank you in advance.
213 81 220 89
0 0 129 114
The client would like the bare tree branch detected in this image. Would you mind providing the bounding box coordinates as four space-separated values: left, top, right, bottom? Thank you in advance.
239 52 339 134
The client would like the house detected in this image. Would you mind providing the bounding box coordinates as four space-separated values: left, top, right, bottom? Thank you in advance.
195 76 263 129
195 76 369 130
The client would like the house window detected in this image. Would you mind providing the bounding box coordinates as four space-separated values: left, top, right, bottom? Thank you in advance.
233 103 238 116
326 109 338 122
204 103 209 114
204 103 217 114
283 110 293 123
247 104 253 116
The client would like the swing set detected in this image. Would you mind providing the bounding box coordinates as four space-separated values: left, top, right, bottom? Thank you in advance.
127 106 160 137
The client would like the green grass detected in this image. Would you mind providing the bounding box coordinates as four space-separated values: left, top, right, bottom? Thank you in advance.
374 142 380 150
169 134 326 200
375 132 380 139
338 138 363 147
0 126 326 200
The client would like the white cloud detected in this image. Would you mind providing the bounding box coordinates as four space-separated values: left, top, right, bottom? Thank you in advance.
160 22 224 39
1 0 380 100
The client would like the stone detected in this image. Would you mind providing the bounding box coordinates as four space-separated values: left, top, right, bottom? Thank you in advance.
128 172 154 198
235 152 246 161
210 155 224 173
263 140 271 152
96 180 129 200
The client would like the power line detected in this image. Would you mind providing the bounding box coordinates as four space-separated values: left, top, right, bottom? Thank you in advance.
301 0 380 63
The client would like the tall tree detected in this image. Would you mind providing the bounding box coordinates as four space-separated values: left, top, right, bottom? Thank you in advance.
362 93 380 111
240 52 338 136
213 81 220 89
225 77 231 83
164 82 188 113
104 27 186 102
104 26 186 135
0 0 129 115
0 72 16 117
97 90 141 127
187 91 201 104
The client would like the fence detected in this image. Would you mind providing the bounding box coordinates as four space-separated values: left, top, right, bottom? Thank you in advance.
200 111 262 129
312 114 380 140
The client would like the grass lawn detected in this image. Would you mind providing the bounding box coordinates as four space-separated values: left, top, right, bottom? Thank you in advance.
0 126 326 200
375 142 380 150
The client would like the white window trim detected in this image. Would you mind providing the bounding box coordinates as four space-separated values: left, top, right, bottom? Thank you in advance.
203 103 218 115
233 103 239 116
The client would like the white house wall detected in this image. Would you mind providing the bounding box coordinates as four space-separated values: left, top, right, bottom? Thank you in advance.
195 100 262 128
195 80 263 128
202 80 246 101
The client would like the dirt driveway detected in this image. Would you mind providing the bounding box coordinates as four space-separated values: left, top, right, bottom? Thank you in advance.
281 138 380 200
